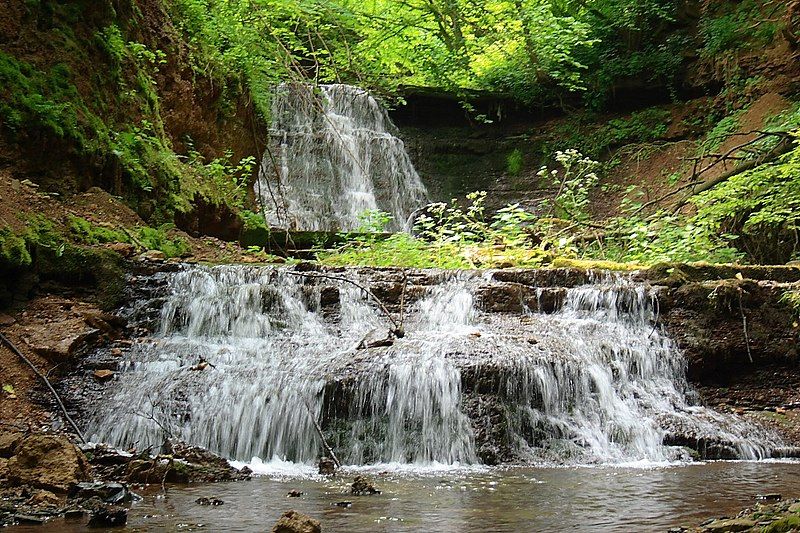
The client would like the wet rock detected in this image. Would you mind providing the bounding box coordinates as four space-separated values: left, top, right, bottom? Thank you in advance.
106 242 136 258
93 369 114 382
13 514 45 525
195 497 224 506
64 508 85 519
0 432 23 457
26 322 100 361
122 440 248 483
333 501 352 508
318 457 336 475
7 434 91 492
87 505 127 527
240 466 253 476
68 482 137 504
350 476 380 495
271 510 321 533
139 250 166 262
287 490 303 497
477 444 500 466
28 489 62 507
755 493 781 502
701 518 757 532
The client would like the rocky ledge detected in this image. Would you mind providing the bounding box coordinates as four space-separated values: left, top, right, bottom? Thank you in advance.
680 496 800 532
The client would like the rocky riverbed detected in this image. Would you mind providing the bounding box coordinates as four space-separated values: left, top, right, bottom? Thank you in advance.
0 431 248 528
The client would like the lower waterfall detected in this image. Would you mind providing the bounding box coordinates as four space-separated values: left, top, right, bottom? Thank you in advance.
86 265 781 467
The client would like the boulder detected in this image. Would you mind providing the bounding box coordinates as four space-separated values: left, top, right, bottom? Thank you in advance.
195 497 224 506
68 482 137 504
271 510 321 533
24 318 100 361
87 505 127 527
6 434 91 492
106 242 136 258
139 250 166 262
350 476 380 495
318 457 336 475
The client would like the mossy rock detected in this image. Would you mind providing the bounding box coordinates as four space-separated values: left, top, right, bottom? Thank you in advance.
646 262 800 286
764 514 800 533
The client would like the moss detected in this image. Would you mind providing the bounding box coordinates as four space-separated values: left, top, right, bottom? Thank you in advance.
765 515 800 533
0 228 33 270
69 216 130 245
551 257 645 271
137 225 190 258
646 262 800 285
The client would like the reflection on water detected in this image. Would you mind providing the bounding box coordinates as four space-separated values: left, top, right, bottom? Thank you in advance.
15 462 800 533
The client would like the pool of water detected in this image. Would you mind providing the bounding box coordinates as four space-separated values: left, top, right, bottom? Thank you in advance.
15 461 800 532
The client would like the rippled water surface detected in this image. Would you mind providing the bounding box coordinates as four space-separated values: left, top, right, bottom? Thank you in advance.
17 462 800 532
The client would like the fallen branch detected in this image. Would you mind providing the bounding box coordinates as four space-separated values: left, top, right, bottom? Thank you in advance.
0 332 86 443
738 291 754 364
674 136 795 211
282 269 401 332
305 401 341 468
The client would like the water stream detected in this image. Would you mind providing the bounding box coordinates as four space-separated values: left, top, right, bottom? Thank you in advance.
15 462 800 532
257 84 428 231
86 265 781 468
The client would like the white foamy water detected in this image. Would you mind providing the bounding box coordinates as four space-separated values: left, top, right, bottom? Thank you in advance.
85 265 783 469
258 83 428 231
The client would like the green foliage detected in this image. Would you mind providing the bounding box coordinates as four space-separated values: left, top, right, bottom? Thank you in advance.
506 149 524 176
691 140 800 263
69 216 128 245
537 149 601 220
178 149 257 212
0 51 99 146
699 0 783 60
322 193 547 268
598 109 671 151
699 109 745 155
581 213 744 265
546 108 671 160
69 216 190 258
781 291 800 319
0 228 32 270
356 209 393 233
137 225 190 258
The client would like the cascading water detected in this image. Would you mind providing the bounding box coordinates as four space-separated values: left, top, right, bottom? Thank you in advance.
87 265 782 467
258 84 428 231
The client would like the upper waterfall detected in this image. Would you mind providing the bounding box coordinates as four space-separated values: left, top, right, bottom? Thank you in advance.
257 84 428 232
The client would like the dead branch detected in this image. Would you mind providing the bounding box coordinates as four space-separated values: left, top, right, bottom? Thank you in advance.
634 132 795 215
305 401 341 468
282 269 401 332
397 270 408 338
0 332 86 443
674 136 795 210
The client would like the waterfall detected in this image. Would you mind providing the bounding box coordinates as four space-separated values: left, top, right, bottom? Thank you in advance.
86 265 781 467
257 84 428 232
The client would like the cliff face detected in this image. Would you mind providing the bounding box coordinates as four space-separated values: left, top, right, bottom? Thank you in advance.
0 0 263 229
